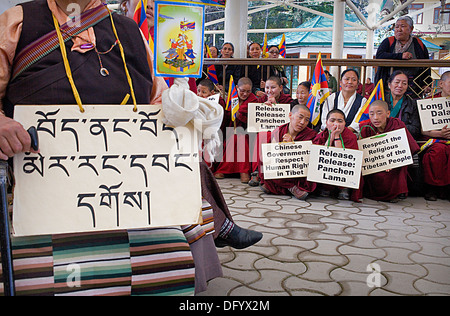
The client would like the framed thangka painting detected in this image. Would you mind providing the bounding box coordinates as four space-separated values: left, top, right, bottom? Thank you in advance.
154 1 205 78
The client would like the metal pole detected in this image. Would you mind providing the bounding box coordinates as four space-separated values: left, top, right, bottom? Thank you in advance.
0 160 14 296
0 127 38 296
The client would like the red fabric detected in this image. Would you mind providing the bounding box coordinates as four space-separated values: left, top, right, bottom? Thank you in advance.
422 142 450 186
214 95 258 175
421 92 450 186
261 123 318 195
257 93 293 104
313 127 362 202
359 118 420 200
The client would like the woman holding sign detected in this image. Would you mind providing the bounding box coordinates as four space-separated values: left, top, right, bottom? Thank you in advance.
313 109 362 201
359 101 420 202
420 71 450 201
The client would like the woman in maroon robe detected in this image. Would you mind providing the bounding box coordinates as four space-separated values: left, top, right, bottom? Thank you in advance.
359 101 420 202
248 76 293 185
260 104 317 200
214 77 258 183
313 109 362 202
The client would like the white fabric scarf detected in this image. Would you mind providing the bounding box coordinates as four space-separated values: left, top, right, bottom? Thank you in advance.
162 78 223 161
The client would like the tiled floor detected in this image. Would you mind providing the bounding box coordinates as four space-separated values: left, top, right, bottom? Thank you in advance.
199 178 450 296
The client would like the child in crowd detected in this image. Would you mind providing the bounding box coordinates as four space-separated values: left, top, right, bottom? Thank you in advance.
214 77 258 183
313 109 362 201
260 105 318 200
359 100 420 202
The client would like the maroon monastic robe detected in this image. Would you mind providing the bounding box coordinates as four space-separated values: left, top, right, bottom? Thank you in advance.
422 142 450 186
257 92 293 104
359 117 420 201
261 123 317 195
214 94 259 175
312 127 363 202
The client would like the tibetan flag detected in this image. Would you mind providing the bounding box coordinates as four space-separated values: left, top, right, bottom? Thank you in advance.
262 34 269 58
306 53 330 126
419 138 450 154
180 21 196 31
354 79 385 123
206 45 218 84
226 75 239 121
134 0 149 43
278 34 286 58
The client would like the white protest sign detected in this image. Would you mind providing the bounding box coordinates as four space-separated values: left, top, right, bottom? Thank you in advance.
307 145 363 189
417 97 450 132
247 103 290 132
12 104 202 237
261 141 312 180
357 128 413 176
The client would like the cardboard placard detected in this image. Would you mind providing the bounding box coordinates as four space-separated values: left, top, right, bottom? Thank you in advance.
417 97 450 132
307 145 363 189
261 141 312 180
247 103 290 133
12 104 202 237
357 128 413 176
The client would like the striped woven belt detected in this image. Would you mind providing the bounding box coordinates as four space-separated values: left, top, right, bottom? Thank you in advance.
11 4 110 82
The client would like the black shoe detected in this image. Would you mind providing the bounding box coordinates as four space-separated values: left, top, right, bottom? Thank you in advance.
248 172 260 187
338 188 350 200
424 192 437 201
215 225 263 249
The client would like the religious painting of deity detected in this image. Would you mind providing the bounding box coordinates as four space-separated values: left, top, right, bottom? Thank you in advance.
154 1 205 78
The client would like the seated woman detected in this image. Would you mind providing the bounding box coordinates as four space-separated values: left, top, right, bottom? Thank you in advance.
246 42 266 97
290 81 311 110
385 70 422 139
260 104 317 200
359 100 420 202
421 71 450 200
313 109 362 201
257 76 294 105
248 76 293 186
321 69 367 133
214 77 258 183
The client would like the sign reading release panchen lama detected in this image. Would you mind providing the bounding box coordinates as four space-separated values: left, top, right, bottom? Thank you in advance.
12 104 202 237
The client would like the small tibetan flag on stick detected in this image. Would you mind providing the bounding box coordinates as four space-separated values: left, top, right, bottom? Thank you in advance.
278 34 286 58
206 45 219 84
306 53 330 126
226 75 239 122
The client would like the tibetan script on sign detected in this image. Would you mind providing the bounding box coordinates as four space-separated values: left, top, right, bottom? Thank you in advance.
13 104 202 236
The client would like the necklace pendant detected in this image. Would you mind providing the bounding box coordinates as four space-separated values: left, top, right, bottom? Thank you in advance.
100 68 109 77
80 43 94 50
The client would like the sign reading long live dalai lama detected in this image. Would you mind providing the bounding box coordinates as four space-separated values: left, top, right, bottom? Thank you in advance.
261 141 312 179
12 104 202 237
416 97 450 132
357 128 413 176
307 145 363 189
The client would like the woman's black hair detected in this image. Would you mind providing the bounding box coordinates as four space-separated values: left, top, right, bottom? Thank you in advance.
298 81 311 91
340 68 359 80
387 70 408 84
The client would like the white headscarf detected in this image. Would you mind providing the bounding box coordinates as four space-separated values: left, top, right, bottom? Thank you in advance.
161 78 223 161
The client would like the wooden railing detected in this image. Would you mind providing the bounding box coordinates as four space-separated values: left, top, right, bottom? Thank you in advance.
204 58 450 95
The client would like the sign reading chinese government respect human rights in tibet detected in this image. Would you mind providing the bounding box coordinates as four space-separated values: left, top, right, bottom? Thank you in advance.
13 104 202 237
